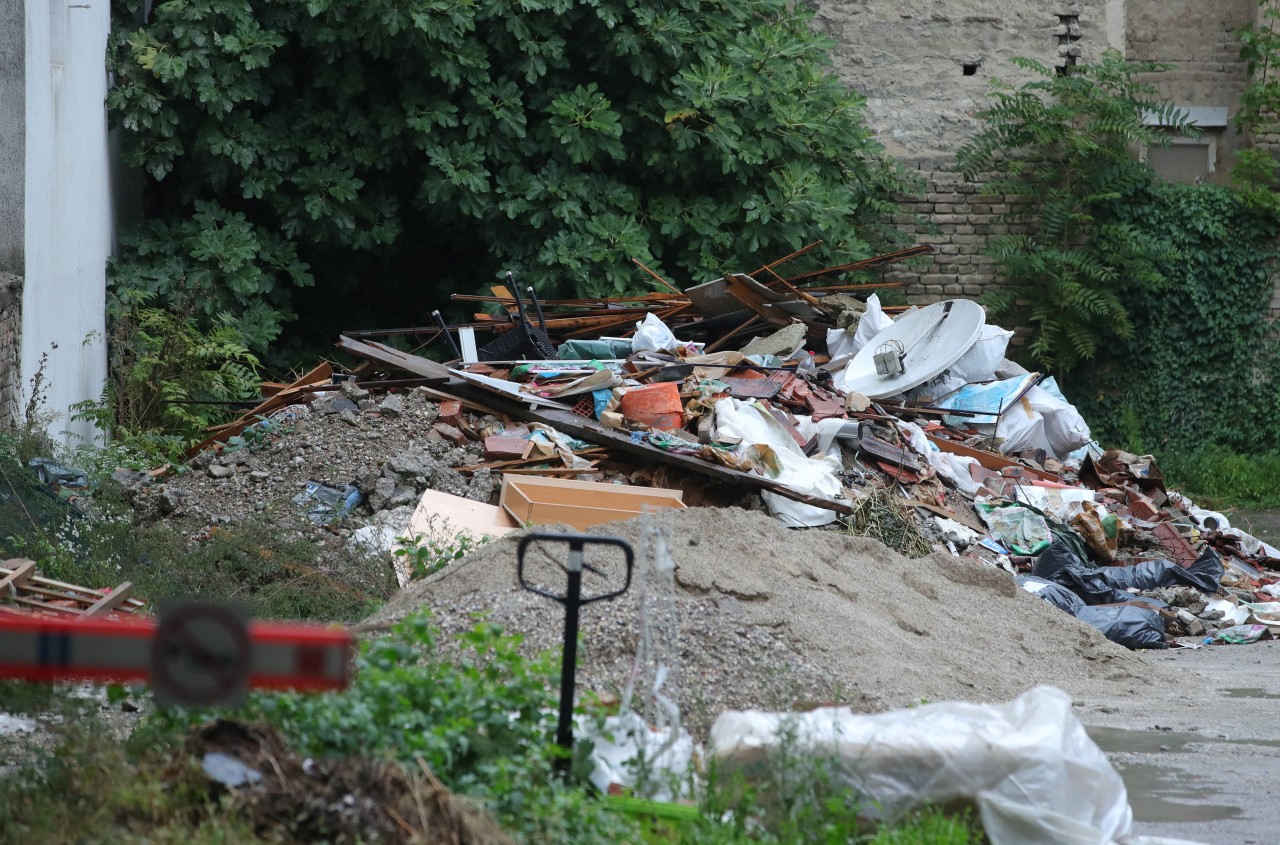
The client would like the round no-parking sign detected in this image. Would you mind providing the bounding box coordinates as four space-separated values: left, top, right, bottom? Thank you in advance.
150 602 250 707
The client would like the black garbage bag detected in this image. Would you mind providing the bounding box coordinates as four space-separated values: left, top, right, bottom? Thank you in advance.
1094 548 1223 595
1017 576 1085 614
1031 542 1163 606
1074 605 1168 649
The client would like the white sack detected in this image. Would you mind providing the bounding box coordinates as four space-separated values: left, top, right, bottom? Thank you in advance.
850 293 895 355
826 327 858 362
710 686 1134 845
950 324 1015 384
714 398 847 527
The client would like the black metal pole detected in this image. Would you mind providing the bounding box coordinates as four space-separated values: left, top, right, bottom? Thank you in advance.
553 542 584 776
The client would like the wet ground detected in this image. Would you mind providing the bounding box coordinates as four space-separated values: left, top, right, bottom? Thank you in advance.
1085 639 1280 844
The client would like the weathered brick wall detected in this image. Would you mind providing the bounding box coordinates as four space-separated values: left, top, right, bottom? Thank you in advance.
1127 0 1254 182
0 272 20 428
886 161 1006 305
814 0 1123 306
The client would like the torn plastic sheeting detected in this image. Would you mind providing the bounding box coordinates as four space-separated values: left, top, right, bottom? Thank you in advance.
1098 548 1223 595
709 686 1135 845
1020 575 1166 649
1210 624 1272 645
1073 605 1167 650
935 373 1038 425
1205 597 1250 626
713 398 847 527
896 420 981 496
1018 576 1085 614
937 376 1091 460
581 711 698 803
292 481 363 522
976 503 1053 555
1013 486 1097 521
1240 601 1280 630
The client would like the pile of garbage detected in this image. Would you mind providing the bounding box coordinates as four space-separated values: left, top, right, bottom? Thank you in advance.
318 256 1275 650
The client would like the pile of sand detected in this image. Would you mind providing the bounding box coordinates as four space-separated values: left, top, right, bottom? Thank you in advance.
364 508 1183 738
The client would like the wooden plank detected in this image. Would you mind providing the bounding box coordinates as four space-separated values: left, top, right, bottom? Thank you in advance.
80 583 134 620
499 463 600 475
0 561 37 594
185 362 333 458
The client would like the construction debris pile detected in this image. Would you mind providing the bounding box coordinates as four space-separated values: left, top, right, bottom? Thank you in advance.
156 246 1280 653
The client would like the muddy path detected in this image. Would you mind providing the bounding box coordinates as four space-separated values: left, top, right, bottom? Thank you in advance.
1084 639 1280 844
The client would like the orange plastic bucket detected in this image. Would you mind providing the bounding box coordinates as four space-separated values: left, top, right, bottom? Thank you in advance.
620 382 684 431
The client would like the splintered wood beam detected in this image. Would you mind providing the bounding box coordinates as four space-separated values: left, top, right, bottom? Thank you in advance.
337 339 852 515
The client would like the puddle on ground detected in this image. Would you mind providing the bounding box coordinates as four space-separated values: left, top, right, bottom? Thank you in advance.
1221 686 1280 700
1087 725 1280 753
1116 763 1244 824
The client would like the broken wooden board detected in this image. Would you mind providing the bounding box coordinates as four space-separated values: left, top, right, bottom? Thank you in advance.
500 475 685 531
339 340 855 515
0 559 147 621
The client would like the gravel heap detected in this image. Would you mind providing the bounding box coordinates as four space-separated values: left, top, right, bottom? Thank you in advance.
363 507 1183 739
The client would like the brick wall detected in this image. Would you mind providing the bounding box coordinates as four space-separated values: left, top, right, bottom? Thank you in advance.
0 272 19 428
887 160 1007 305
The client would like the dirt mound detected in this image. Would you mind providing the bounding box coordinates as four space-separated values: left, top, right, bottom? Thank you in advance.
365 508 1181 738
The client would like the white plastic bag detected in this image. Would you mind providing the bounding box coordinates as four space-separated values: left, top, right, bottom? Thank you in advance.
850 293 895 355
632 313 679 353
825 327 857 362
950 324 1015 383
709 686 1134 845
581 712 697 802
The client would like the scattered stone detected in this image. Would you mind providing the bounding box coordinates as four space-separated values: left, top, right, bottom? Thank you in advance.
378 395 405 418
359 399 377 412
315 394 359 415
368 476 396 512
209 464 235 479
340 409 362 427
250 471 271 483
740 322 806 359
110 468 150 494
340 381 371 402
159 487 185 515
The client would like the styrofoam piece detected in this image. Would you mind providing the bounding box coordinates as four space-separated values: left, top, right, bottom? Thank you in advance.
837 299 985 399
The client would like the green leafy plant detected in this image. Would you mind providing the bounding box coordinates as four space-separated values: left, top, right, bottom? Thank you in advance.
1233 0 1280 207
72 288 262 463
957 50 1194 372
393 513 493 581
106 0 910 354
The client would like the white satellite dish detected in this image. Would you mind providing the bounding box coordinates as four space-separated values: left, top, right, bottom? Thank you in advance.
837 299 986 399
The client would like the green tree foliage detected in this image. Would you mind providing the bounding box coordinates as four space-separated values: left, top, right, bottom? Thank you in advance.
1073 182 1280 454
1234 0 1280 206
957 51 1194 372
107 0 906 355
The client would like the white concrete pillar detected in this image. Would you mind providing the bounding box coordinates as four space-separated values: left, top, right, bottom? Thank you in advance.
20 0 110 446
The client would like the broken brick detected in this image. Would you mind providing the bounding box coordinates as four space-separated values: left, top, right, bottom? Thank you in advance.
439 400 463 427
431 422 468 447
484 436 531 461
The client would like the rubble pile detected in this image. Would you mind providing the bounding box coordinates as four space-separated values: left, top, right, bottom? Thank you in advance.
125 247 1280 655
